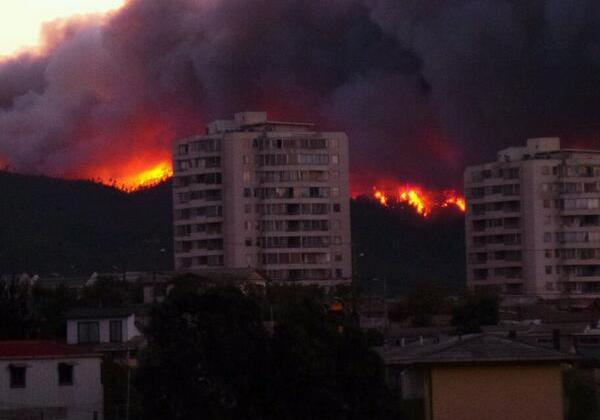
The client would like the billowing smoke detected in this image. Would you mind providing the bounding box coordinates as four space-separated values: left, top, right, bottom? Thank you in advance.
1 0 600 191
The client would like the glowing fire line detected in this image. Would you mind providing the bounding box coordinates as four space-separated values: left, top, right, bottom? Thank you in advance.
372 184 465 217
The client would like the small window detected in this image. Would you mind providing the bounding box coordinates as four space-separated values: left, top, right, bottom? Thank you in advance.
9 366 26 388
244 188 252 198
331 187 340 197
333 203 341 213
109 320 123 343
331 155 339 164
245 238 253 247
545 266 553 275
58 363 74 386
78 322 100 344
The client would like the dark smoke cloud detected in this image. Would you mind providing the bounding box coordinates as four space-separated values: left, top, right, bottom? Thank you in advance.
1 0 600 190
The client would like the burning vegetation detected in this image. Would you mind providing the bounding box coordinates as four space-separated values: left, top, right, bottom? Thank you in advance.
372 184 465 217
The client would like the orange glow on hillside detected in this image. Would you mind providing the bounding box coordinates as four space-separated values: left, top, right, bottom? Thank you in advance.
373 189 388 206
372 183 466 217
118 161 173 191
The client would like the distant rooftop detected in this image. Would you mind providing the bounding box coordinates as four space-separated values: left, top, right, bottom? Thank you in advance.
64 307 137 320
497 137 600 162
381 333 574 366
0 341 99 359
206 111 315 135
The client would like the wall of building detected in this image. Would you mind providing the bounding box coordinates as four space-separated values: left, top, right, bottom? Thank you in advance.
429 364 563 420
172 112 352 286
465 138 600 299
66 315 139 344
0 357 103 420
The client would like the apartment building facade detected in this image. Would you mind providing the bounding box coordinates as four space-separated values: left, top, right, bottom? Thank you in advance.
172 112 351 286
465 138 600 299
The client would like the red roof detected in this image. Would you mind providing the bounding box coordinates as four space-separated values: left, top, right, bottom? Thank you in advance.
0 341 98 359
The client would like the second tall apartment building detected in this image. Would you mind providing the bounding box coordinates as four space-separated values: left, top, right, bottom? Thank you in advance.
465 137 600 299
172 111 351 286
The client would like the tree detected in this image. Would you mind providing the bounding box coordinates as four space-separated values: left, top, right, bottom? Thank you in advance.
135 284 401 420
31 283 78 338
451 291 499 334
0 278 33 339
135 286 270 420
406 283 447 327
80 276 142 307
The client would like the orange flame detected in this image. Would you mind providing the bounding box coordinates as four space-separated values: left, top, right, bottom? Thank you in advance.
373 189 389 206
372 183 465 217
118 161 173 191
442 195 466 212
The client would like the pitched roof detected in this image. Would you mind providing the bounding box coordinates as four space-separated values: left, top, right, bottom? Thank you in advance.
64 307 137 319
0 341 99 359
382 333 575 366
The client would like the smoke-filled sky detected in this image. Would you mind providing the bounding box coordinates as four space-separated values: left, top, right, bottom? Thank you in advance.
1 0 600 191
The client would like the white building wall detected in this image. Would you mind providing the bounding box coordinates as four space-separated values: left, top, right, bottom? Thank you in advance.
66 315 138 344
0 357 103 420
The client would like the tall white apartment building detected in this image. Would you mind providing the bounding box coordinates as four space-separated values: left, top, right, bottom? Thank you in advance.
172 111 352 286
465 138 600 299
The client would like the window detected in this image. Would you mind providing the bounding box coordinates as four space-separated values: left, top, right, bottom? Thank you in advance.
78 321 100 344
110 320 123 343
58 363 74 386
333 203 341 212
331 155 339 164
244 188 252 198
9 366 26 388
245 238 253 247
331 187 340 197
244 204 252 214
545 266 553 275
543 232 552 243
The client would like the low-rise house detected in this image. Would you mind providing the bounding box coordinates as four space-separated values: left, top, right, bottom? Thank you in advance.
65 308 143 357
0 341 103 420
381 333 573 420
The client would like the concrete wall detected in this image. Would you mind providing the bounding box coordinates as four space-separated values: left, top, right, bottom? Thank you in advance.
429 364 563 420
66 315 139 344
0 357 103 420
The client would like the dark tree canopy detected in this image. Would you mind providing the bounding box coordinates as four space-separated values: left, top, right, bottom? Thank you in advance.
135 285 401 420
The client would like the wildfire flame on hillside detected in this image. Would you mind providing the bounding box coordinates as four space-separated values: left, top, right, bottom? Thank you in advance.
372 184 466 217
83 158 173 192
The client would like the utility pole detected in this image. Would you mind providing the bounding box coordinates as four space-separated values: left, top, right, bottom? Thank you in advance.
126 350 131 420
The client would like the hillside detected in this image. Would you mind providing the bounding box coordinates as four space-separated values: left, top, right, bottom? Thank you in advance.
0 172 465 291
0 171 173 275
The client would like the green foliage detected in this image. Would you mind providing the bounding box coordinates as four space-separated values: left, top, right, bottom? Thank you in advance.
451 291 499 334
0 279 34 339
407 283 447 327
80 276 142 307
31 283 78 338
563 368 599 420
135 285 401 420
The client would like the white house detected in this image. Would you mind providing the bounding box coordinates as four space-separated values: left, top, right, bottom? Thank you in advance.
0 341 103 420
65 308 142 349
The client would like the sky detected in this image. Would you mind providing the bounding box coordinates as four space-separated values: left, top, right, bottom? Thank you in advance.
1 0 600 193
0 0 124 56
